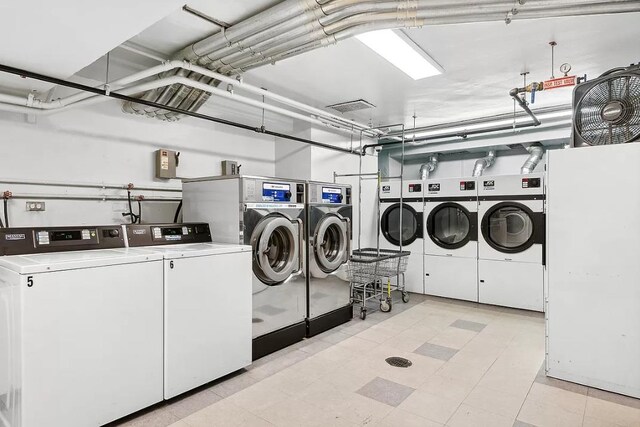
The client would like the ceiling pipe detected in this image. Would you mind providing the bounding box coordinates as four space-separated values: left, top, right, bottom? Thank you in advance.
0 63 360 156
510 88 541 126
419 154 439 180
521 143 544 174
472 150 497 177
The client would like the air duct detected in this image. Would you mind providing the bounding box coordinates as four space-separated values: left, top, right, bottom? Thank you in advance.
472 150 496 177
419 154 439 180
521 143 544 174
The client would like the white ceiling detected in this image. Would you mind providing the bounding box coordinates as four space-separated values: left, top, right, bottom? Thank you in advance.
1 1 639 131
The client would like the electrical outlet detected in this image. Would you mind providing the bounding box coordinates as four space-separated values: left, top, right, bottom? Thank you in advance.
26 201 46 211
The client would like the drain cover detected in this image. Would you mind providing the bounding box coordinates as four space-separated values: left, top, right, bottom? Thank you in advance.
252 318 264 323
385 357 412 368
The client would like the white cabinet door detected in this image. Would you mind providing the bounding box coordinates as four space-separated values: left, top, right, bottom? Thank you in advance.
164 251 252 398
478 259 543 311
21 261 164 427
424 255 478 302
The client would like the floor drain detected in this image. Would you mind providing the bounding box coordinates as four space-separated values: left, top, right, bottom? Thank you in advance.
385 357 412 368
252 318 264 323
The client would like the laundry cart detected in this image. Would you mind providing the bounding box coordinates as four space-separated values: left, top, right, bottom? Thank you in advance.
347 248 410 320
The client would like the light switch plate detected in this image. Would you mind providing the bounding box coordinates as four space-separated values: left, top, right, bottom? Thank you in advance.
26 201 46 211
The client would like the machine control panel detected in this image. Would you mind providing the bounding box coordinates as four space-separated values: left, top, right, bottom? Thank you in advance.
427 183 441 193
459 181 476 191
307 183 351 205
408 183 422 193
522 177 541 188
125 223 212 247
0 226 125 255
262 182 292 202
242 177 305 204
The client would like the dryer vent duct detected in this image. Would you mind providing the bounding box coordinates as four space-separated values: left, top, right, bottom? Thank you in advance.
521 143 544 174
419 154 439 180
472 150 496 177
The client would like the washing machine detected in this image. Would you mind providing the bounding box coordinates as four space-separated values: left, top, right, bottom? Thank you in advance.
0 226 164 427
183 175 306 360
124 223 252 399
305 181 352 337
379 179 424 294
478 173 545 311
424 177 478 302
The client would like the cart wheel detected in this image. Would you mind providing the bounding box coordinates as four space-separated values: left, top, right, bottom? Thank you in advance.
402 291 410 303
380 299 391 313
360 308 367 320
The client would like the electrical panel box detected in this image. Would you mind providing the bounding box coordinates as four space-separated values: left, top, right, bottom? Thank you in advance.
221 160 240 176
155 149 178 179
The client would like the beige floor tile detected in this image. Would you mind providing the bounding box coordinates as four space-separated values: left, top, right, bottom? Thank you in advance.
398 389 462 424
381 333 424 353
182 400 274 427
526 382 588 415
585 396 640 427
356 325 399 343
417 374 476 401
476 364 537 396
166 389 223 419
463 385 527 419
168 422 191 427
396 323 441 342
335 335 380 353
300 380 394 425
375 408 444 427
429 327 478 350
258 368 319 397
436 352 496 385
115 407 180 427
257 396 356 427
227 381 291 413
582 416 627 427
323 362 380 393
447 403 514 427
517 395 584 427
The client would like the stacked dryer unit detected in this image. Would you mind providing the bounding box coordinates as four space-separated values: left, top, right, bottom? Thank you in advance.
379 179 424 294
183 175 306 360
424 177 479 302
124 223 252 399
0 226 164 427
305 181 352 336
477 173 545 311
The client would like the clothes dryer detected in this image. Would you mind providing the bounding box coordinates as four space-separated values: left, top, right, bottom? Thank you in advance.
478 174 545 311
424 178 478 302
183 175 306 360
0 226 163 427
124 223 252 399
305 181 352 336
379 179 424 294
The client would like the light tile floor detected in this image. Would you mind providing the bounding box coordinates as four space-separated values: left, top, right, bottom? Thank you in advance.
111 294 640 427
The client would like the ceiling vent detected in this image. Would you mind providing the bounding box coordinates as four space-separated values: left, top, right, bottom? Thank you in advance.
327 99 376 113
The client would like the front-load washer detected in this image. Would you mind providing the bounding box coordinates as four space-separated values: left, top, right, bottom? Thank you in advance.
305 181 352 337
424 178 478 302
478 173 545 311
379 179 424 294
0 226 163 427
183 175 306 360
124 223 252 399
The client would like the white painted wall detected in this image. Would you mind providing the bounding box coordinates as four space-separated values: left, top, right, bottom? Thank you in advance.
0 100 276 227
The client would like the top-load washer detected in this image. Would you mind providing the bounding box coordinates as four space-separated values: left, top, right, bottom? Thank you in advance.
183 175 306 360
0 226 164 427
379 179 424 294
424 178 478 302
305 181 352 336
477 173 545 311
124 223 252 400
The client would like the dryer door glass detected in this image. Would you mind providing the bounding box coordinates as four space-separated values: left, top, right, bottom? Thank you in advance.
430 204 470 249
381 203 420 246
314 215 349 273
487 206 533 250
251 215 300 285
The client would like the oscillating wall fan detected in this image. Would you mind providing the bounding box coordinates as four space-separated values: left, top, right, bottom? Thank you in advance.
572 65 640 147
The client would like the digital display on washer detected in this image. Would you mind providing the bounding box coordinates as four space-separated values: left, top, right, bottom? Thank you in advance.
322 187 342 203
161 227 183 236
262 182 291 202
50 230 83 241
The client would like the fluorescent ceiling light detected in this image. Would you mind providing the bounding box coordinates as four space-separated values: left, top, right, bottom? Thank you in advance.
355 29 443 80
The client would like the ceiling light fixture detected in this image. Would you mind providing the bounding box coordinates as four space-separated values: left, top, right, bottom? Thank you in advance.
355 30 443 80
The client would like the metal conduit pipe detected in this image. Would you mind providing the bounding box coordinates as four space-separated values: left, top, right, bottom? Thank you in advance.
472 151 497 177
419 154 439 180
520 143 544 174
510 88 541 126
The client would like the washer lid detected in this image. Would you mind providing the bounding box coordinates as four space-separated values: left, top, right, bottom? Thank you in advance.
147 243 252 259
0 248 163 274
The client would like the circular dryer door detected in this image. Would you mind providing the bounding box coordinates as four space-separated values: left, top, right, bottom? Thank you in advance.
381 203 422 246
251 214 300 285
482 202 536 253
427 203 475 250
314 214 349 274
